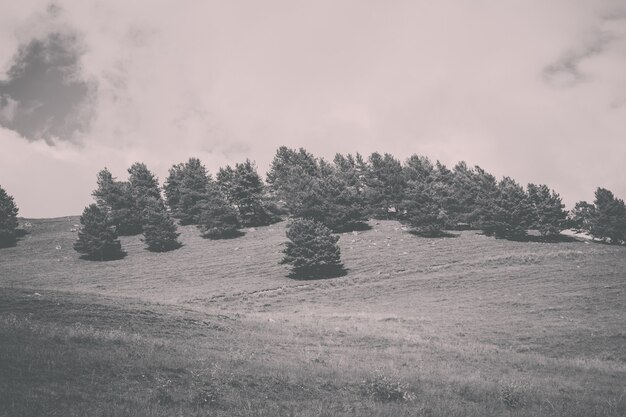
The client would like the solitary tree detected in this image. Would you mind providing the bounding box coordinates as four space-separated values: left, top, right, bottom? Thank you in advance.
0 185 19 248
73 204 125 260
280 218 345 278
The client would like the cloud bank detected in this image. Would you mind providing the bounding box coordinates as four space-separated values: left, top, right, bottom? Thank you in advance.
0 0 625 217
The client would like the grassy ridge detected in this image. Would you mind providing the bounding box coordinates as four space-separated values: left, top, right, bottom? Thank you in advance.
0 218 625 416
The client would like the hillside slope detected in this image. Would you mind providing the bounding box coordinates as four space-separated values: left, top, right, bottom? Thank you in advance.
1 217 625 416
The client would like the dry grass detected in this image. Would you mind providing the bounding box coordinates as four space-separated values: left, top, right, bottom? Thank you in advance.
0 217 625 416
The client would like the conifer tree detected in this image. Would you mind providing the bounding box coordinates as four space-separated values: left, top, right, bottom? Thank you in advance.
73 204 125 260
588 188 626 244
217 159 281 226
127 162 162 203
163 162 185 210
478 177 533 240
0 185 19 248
196 190 242 239
266 146 319 203
569 201 595 232
92 168 142 236
141 198 181 252
165 158 212 225
527 183 567 237
400 182 448 237
280 218 345 278
361 152 406 219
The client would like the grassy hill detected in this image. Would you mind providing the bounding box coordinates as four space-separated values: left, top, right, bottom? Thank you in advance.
1 217 625 416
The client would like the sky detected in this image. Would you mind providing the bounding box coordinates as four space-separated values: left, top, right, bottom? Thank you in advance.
1 1 625 218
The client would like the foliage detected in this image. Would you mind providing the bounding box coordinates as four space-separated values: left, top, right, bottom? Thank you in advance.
217 159 281 227
92 168 143 236
527 183 567 237
73 204 125 260
0 185 19 248
363 371 416 403
196 191 242 239
360 152 406 219
498 379 529 410
127 162 162 203
141 198 181 252
569 200 596 232
477 177 533 240
165 158 212 225
588 188 626 244
266 147 367 232
280 218 344 278
400 181 448 237
266 146 319 203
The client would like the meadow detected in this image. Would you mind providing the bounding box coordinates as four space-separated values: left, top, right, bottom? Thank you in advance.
1 217 625 416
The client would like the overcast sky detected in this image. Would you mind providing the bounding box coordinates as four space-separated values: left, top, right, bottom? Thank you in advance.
1 0 625 218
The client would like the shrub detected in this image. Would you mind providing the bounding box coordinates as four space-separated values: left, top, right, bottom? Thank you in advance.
498 379 528 409
280 218 345 278
362 371 416 402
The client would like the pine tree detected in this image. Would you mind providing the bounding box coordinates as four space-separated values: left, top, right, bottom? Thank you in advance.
163 163 185 210
141 198 182 252
266 146 319 203
478 177 533 240
217 159 281 227
92 168 142 236
569 201 595 232
0 185 19 248
196 191 242 239
165 158 212 225
400 182 448 237
527 183 567 237
588 188 626 244
280 218 345 278
361 153 406 219
73 204 125 260
127 162 162 203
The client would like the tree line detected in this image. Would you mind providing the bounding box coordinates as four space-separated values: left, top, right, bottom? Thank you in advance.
1 147 625 276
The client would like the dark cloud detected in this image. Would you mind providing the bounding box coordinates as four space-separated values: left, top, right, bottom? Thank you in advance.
0 21 96 144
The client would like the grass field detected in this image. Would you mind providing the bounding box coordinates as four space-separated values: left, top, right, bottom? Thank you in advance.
1 217 625 416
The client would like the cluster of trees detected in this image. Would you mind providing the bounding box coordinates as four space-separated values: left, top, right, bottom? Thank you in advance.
163 158 281 239
266 147 570 240
74 158 282 260
75 163 181 260
4 146 626 273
